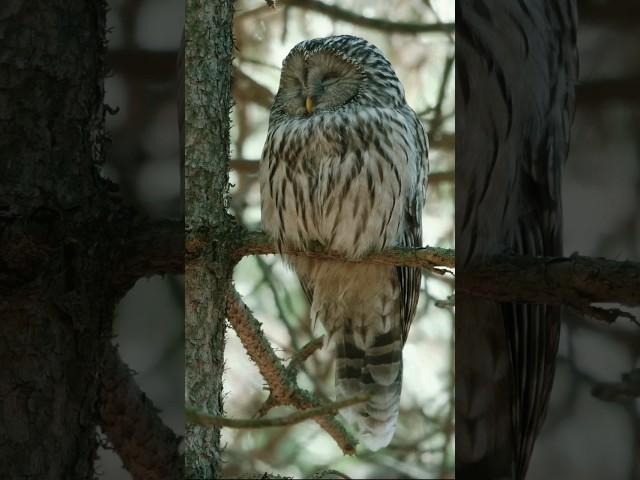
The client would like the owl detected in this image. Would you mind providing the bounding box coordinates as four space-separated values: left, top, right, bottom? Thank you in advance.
456 1 577 478
259 35 428 451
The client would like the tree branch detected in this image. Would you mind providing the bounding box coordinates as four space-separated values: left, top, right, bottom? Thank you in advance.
458 254 640 322
126 218 184 275
230 230 454 271
190 228 640 323
187 394 367 429
99 344 183 480
276 0 454 34
225 289 360 454
225 231 640 322
189 227 640 322
107 50 176 79
113 217 184 297
256 336 325 418
592 369 640 402
288 335 325 372
232 66 274 109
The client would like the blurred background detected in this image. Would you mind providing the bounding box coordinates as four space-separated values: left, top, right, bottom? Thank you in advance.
96 0 184 478
97 0 453 478
92 1 640 478
225 1 454 479
529 1 640 479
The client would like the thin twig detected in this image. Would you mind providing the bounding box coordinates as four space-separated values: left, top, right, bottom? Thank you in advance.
427 52 455 136
288 335 324 372
232 66 274 109
257 336 325 418
225 289 360 454
592 369 640 401
187 394 367 429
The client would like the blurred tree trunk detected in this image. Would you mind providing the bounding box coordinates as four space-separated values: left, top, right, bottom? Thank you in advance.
0 2 111 477
184 1 237 478
1 3 184 478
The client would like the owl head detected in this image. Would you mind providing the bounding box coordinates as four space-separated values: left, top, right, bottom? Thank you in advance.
271 35 406 119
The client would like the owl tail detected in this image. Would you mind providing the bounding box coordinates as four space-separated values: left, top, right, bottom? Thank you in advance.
335 323 403 451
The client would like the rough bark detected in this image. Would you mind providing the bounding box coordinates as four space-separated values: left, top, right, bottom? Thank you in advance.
0 2 183 478
184 1 237 478
0 1 110 477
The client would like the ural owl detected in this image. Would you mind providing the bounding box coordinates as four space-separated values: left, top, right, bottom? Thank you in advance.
456 1 577 478
260 35 428 450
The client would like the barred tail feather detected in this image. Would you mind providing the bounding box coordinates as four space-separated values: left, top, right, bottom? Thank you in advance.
336 323 403 451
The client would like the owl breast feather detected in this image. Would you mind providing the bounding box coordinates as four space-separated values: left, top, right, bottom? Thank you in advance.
260 107 420 259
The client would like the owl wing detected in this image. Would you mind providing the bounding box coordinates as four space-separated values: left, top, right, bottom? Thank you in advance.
397 111 428 344
456 1 577 478
505 5 577 476
298 276 314 306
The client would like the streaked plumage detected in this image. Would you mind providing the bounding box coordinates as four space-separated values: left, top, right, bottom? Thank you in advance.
456 1 578 478
260 35 428 450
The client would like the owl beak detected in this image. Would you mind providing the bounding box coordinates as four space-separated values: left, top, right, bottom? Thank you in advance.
305 96 314 114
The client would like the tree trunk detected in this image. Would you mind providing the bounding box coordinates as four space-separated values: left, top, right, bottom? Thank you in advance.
184 1 237 478
0 2 111 477
1 3 184 478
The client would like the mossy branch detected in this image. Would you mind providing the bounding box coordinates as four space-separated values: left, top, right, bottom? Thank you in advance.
230 230 454 271
224 289 361 454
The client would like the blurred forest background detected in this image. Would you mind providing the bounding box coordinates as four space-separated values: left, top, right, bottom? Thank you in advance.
224 1 454 479
90 0 638 478
97 0 184 477
97 0 453 479
528 1 640 479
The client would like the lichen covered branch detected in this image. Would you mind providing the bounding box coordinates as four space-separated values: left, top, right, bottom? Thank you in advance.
222 230 640 323
225 289 360 454
231 230 454 271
